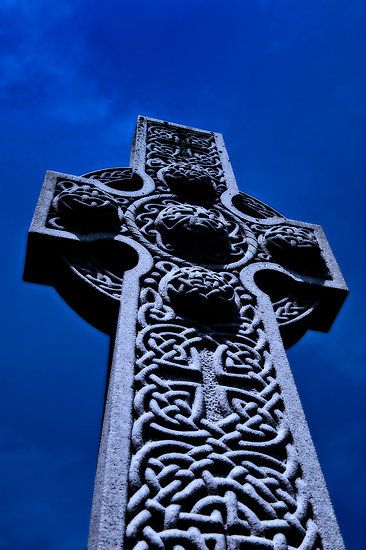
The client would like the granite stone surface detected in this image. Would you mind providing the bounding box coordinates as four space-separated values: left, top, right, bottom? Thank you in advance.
24 116 348 549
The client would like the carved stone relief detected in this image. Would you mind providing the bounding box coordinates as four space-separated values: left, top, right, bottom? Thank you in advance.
125 261 322 549
158 162 218 201
47 179 122 233
24 116 347 550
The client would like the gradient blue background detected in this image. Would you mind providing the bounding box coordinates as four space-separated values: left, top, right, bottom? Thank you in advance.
1 1 365 548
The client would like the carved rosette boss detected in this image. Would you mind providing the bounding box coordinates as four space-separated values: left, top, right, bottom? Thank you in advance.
51 182 122 233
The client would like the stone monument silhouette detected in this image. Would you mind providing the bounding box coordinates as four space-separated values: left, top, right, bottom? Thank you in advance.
24 117 348 549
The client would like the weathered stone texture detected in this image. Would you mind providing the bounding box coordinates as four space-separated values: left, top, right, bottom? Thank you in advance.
24 117 347 549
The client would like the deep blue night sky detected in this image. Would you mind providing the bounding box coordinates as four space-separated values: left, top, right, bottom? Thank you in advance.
1 1 366 548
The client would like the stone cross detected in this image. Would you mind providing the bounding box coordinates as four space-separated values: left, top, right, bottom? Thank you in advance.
24 117 348 550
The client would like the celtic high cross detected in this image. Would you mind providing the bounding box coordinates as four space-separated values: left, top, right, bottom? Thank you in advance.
24 117 347 549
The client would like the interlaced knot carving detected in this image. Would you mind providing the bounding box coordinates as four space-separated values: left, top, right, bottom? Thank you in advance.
125 262 322 550
145 122 226 195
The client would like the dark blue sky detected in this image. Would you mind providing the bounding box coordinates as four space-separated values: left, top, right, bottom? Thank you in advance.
1 1 365 548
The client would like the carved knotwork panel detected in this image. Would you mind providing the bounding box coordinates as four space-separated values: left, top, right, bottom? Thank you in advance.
125 261 322 549
145 121 227 195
